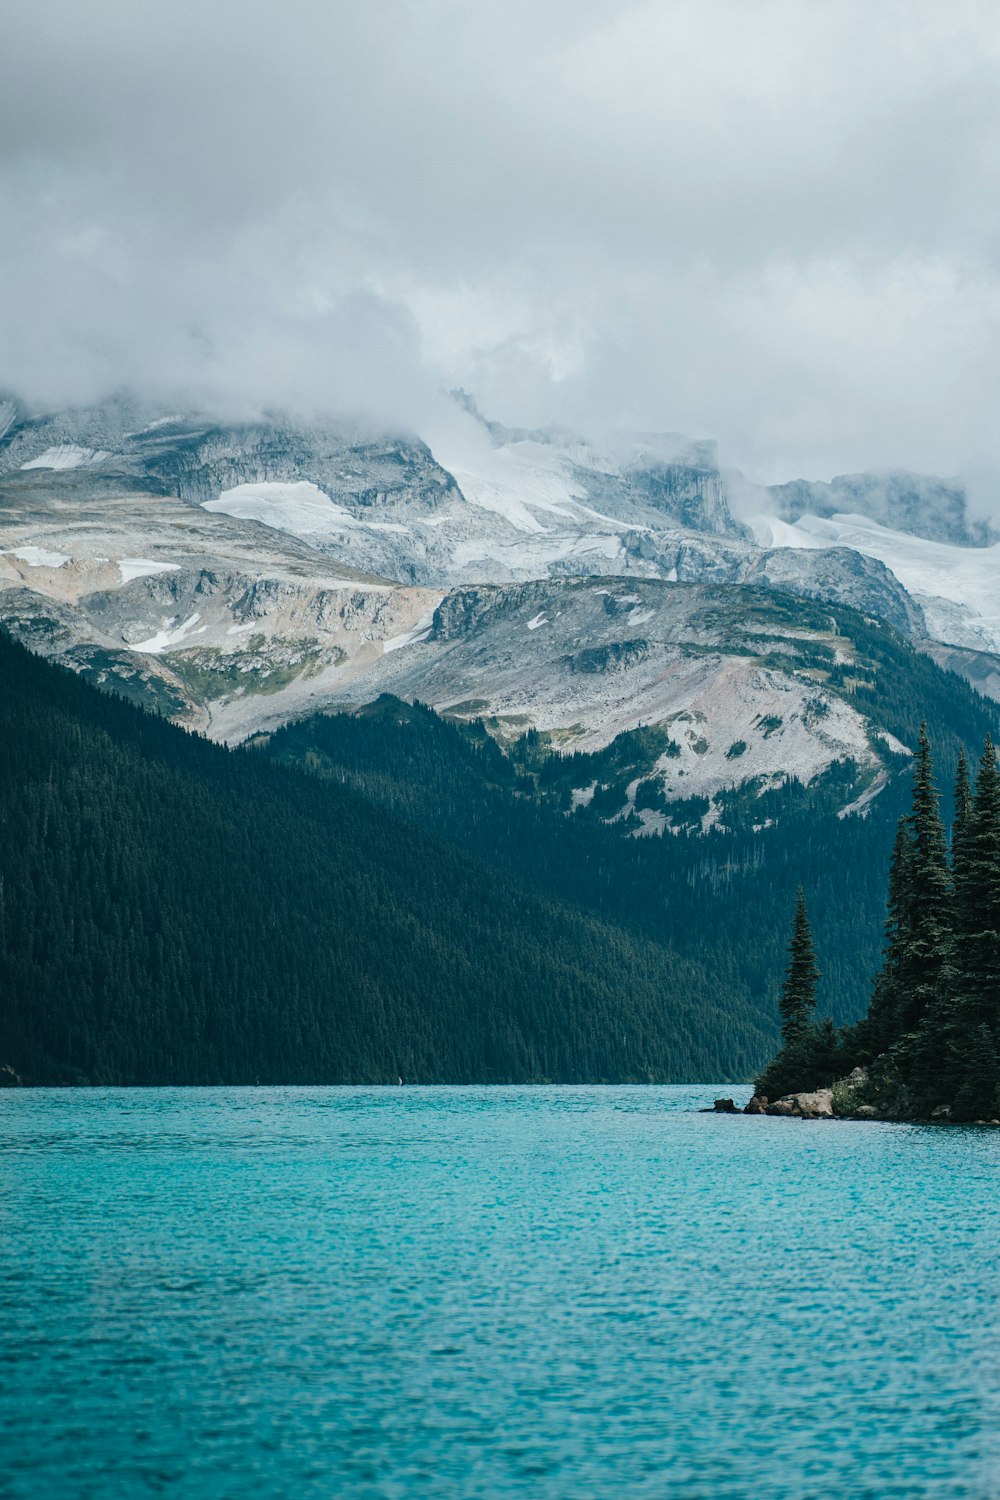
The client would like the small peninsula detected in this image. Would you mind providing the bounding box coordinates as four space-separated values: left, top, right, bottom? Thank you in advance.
745 727 1000 1124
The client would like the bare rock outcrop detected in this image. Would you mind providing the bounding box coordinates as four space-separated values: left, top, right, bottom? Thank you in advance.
767 1089 834 1119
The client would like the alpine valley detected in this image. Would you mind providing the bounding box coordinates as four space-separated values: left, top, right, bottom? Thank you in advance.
2 392 998 1085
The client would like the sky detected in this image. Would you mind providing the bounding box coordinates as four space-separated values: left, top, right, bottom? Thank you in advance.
3 0 1000 484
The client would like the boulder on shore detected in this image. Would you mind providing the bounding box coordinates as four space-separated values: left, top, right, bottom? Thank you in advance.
744 1094 768 1114
712 1097 738 1113
767 1089 834 1119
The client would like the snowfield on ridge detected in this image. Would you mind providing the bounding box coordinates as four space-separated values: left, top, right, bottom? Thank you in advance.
751 511 1000 655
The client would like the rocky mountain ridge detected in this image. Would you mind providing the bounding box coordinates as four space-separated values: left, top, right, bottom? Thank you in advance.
769 469 996 548
1 394 996 830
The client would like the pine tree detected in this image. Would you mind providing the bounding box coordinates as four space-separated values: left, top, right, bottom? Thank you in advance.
953 736 1000 1035
858 732 1000 1117
862 816 912 1056
908 751 978 1109
755 890 825 1099
949 750 973 942
778 886 820 1042
895 724 952 1036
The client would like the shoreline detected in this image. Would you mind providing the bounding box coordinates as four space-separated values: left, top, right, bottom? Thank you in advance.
710 1082 1000 1126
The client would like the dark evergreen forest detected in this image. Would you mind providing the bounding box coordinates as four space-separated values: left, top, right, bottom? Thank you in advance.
2 599 997 1088
0 632 769 1085
266 610 999 1036
758 728 1000 1119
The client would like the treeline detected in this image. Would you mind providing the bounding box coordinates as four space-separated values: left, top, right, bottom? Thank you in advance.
266 644 1000 1034
759 728 1000 1120
5 596 999 1087
0 631 769 1085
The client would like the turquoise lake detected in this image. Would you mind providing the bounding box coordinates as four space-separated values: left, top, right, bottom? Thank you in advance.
2 1086 998 1498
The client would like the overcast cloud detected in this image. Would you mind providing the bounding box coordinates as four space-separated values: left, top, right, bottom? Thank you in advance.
3 0 1000 482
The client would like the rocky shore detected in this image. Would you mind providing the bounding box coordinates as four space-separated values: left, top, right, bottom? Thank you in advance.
712 1066 1000 1123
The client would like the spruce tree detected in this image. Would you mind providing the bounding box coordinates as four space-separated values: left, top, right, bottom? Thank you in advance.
910 751 978 1109
755 889 825 1099
779 886 820 1041
896 724 952 1036
953 736 1000 1034
950 749 974 944
863 816 912 1057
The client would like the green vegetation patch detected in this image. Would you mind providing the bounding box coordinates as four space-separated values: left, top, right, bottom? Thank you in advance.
166 641 344 703
511 722 682 812
60 646 187 717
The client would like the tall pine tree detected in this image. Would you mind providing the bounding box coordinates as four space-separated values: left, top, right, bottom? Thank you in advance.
950 737 1000 1112
758 730 1000 1119
896 724 952 1036
862 816 913 1058
779 886 820 1041
954 738 1000 1019
755 889 826 1099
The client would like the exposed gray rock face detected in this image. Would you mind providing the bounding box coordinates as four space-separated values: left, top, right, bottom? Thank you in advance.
766 1089 834 1118
0 401 463 516
0 393 984 815
579 449 742 537
769 469 996 547
0 475 914 825
0 393 153 471
0 397 938 642
738 547 926 637
919 641 1000 705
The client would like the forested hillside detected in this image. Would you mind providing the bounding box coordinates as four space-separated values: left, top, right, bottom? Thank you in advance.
0 633 768 1086
756 729 1000 1120
266 619 1000 1030
3 594 997 1087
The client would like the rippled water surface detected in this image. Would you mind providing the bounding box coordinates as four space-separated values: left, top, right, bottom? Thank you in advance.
2 1086 999 1498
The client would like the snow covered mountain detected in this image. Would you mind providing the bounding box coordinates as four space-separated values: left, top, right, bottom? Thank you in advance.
768 469 996 548
0 394 924 619
749 511 1000 657
0 393 996 828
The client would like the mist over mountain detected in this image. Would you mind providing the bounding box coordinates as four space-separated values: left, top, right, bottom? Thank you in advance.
6 2 1000 493
3 0 999 1068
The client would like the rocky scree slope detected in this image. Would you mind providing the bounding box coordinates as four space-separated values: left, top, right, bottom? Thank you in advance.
0 396 994 828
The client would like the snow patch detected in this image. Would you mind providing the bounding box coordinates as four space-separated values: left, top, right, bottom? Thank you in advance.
839 770 890 819
432 437 589 535
527 612 549 631
751 510 1000 653
118 558 180 584
131 613 202 654
126 416 184 435
21 445 109 471
4 545 71 568
873 728 912 757
205 481 357 536
382 601 443 654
